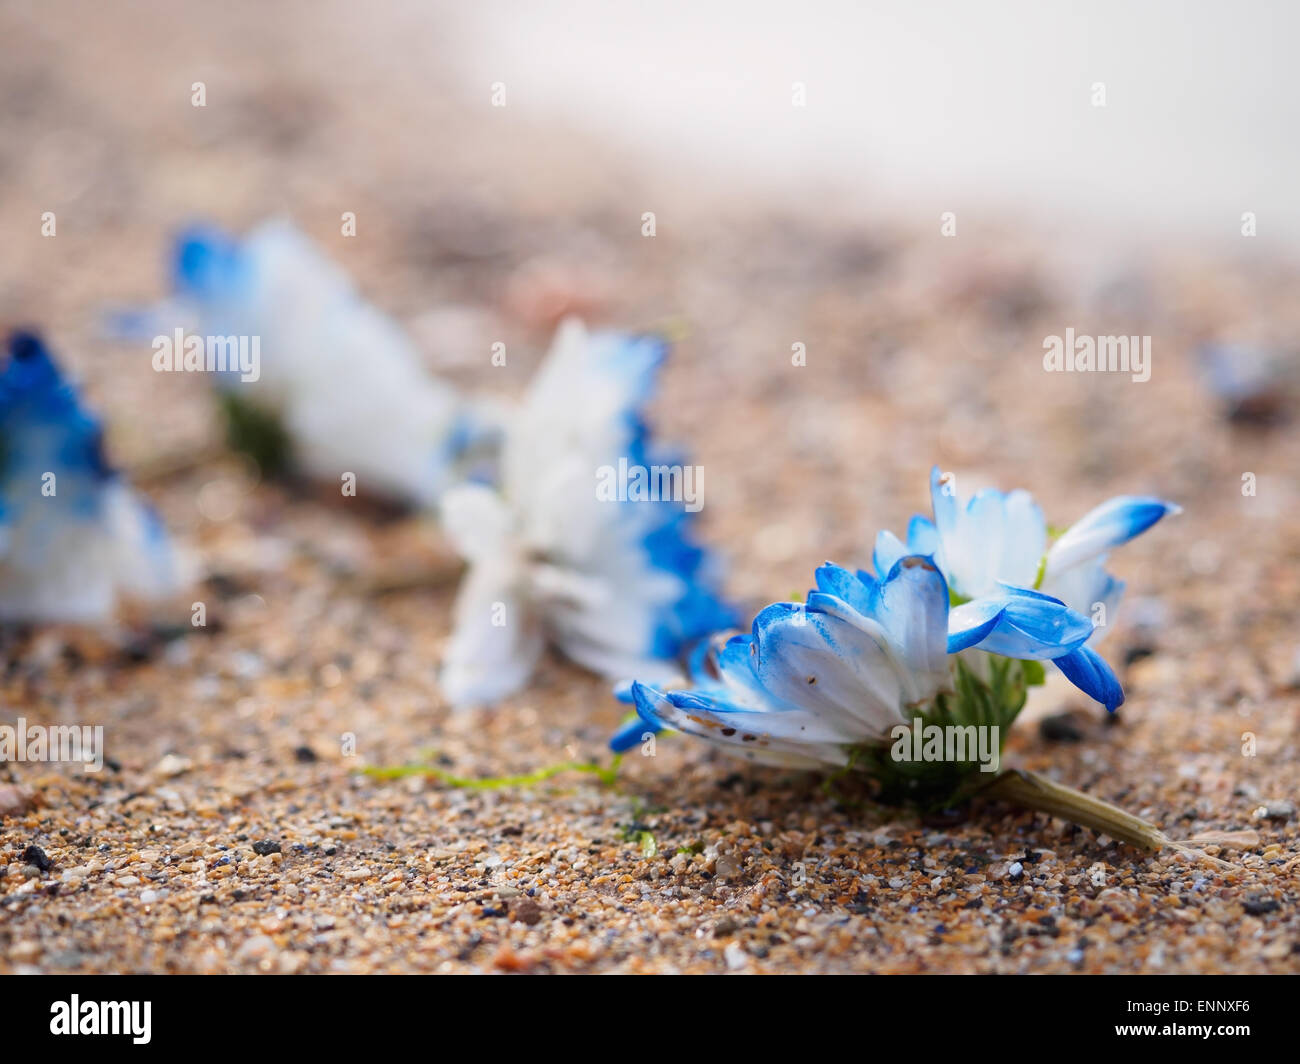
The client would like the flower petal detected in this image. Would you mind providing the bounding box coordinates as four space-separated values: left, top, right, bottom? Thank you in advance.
872 531 908 581
1041 559 1125 640
440 483 515 564
947 591 1093 659
996 489 1047 589
609 716 656 752
905 514 941 558
945 598 1004 654
873 555 951 700
440 565 543 708
753 600 907 735
930 465 959 543
953 489 1011 596
1053 645 1125 712
814 561 876 616
1046 496 1180 576
627 682 850 766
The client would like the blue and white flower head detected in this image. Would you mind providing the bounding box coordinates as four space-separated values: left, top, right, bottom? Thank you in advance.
613 554 1094 770
874 466 1179 704
169 218 503 506
609 470 1192 852
439 318 736 707
0 331 186 623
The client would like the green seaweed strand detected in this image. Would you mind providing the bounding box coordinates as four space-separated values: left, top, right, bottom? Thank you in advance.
362 754 623 790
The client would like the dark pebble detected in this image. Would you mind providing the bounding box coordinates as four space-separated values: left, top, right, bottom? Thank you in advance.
513 898 543 925
150 623 190 643
21 844 52 871
1123 644 1155 666
205 572 246 599
1228 395 1291 427
1039 712 1085 743
120 637 158 664
921 806 969 827
293 745 318 763
252 840 281 856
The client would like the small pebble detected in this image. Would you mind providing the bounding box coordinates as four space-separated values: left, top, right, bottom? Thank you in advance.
236 935 277 963
1254 800 1295 822
1039 713 1084 743
512 898 543 925
0 784 35 818
153 753 193 779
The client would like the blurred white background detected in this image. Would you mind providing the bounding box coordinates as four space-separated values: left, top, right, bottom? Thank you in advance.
447 0 1300 249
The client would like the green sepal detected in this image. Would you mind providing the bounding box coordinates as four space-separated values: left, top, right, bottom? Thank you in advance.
845 655 1033 810
218 391 292 476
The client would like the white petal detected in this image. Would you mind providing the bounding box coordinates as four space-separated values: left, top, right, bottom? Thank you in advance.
1045 496 1180 576
633 684 850 767
439 484 515 564
1040 557 1124 641
874 556 952 702
996 490 1047 589
440 562 543 708
753 602 908 739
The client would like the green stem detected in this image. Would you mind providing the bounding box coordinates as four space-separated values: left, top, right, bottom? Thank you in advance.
361 755 622 790
982 768 1232 869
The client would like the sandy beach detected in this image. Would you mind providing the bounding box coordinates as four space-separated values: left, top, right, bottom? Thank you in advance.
1 1 1297 974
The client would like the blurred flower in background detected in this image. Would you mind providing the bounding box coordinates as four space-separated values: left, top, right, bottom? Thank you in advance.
0 331 187 623
440 318 736 707
166 219 504 506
